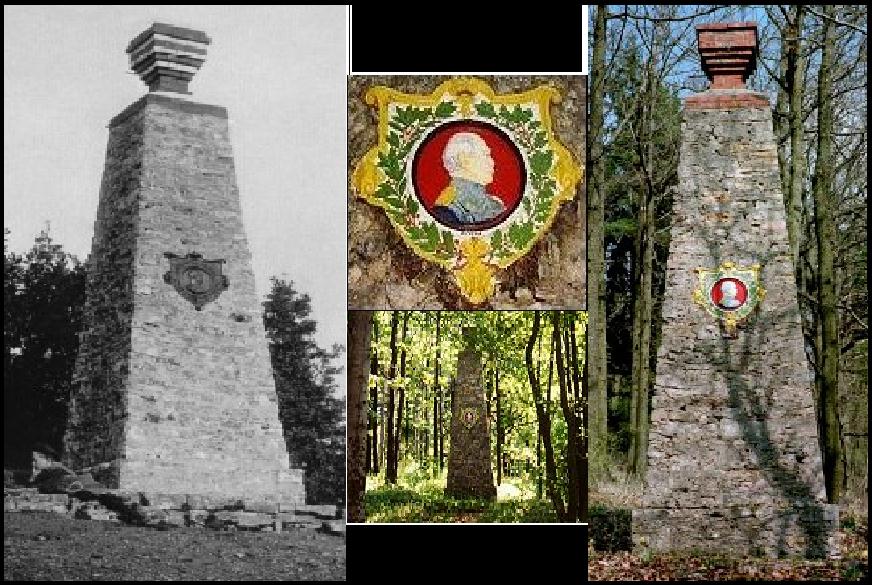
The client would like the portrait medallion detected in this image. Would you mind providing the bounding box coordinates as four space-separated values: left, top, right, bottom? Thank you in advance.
461 407 478 429
693 261 765 337
351 78 583 304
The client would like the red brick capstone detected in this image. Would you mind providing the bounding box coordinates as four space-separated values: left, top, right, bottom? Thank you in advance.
697 22 758 90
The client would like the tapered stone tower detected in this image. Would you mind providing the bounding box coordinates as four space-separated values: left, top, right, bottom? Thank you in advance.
63 23 304 503
633 23 837 558
446 329 496 500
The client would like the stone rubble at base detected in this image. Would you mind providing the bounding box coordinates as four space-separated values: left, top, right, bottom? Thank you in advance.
4 487 344 535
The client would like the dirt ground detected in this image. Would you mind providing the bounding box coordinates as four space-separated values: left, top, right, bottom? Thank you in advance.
588 481 868 581
3 512 345 581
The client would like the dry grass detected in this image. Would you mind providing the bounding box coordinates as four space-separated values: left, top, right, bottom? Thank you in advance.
590 463 643 509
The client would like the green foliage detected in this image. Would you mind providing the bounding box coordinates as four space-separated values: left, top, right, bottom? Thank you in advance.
589 503 633 552
365 465 557 523
375 102 464 263
367 312 586 520
263 278 345 506
600 28 682 465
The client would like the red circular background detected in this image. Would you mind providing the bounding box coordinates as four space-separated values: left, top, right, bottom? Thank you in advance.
411 120 525 228
711 277 748 310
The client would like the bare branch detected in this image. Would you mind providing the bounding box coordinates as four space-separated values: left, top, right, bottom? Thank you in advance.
806 6 868 35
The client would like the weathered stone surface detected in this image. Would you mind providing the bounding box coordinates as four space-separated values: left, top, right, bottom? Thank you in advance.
207 510 274 530
74 501 120 522
320 520 345 536
243 499 279 514
5 489 69 514
31 449 72 482
634 86 838 558
348 76 586 310
4 486 328 534
62 85 305 503
840 342 868 505
186 509 210 527
293 504 337 519
446 334 496 499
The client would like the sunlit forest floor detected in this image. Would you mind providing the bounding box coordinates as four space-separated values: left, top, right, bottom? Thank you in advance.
364 463 557 523
588 470 868 581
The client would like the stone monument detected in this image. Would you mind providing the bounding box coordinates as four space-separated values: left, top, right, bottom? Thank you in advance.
445 328 496 499
63 23 304 503
633 23 838 558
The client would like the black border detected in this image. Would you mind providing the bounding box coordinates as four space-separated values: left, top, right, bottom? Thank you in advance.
347 523 588 581
350 6 586 74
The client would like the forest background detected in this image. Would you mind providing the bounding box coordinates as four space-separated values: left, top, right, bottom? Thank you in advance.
346 311 587 524
3 230 346 506
586 5 866 576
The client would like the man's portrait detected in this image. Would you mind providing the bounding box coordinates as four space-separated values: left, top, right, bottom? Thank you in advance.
713 278 747 310
432 132 505 226
411 120 525 232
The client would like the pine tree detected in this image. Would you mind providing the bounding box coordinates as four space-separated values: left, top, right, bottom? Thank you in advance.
262 277 345 506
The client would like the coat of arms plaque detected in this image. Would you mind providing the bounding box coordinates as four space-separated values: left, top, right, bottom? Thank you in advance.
163 252 229 310
693 261 765 337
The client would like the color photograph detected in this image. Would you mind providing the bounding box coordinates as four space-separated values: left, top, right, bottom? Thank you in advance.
348 76 587 310
347 311 587 524
586 5 867 581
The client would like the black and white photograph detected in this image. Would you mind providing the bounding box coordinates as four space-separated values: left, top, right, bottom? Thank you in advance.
4 5 346 580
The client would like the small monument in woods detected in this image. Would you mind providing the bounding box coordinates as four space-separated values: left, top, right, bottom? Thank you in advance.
63 23 304 503
633 23 838 558
446 328 496 500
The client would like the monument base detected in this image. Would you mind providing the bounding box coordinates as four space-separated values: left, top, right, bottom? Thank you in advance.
74 458 306 505
444 485 497 501
633 504 839 559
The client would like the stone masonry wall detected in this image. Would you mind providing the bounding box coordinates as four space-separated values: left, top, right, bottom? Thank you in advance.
633 95 838 558
445 343 496 499
64 95 304 503
348 76 586 310
63 104 142 484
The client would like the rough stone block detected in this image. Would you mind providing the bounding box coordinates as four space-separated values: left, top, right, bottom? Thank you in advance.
634 64 838 559
320 520 345 536
61 53 306 506
446 340 496 500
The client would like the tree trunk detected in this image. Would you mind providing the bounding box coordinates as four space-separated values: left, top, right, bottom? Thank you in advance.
568 313 585 521
628 49 657 479
587 4 609 483
526 311 566 521
536 323 544 499
439 384 445 471
812 6 845 503
433 311 441 473
496 364 502 486
554 313 580 521
379 388 385 473
785 5 808 269
368 317 379 475
347 311 372 523
579 325 589 522
385 312 399 484
395 311 409 472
